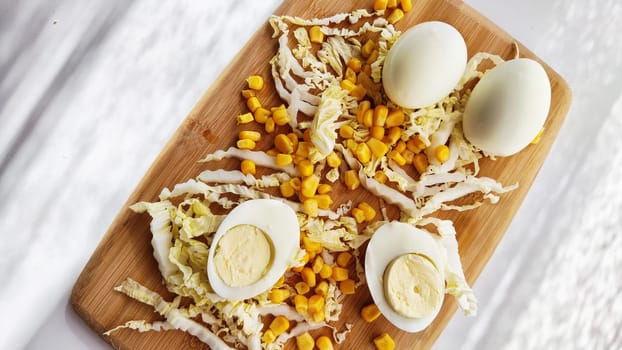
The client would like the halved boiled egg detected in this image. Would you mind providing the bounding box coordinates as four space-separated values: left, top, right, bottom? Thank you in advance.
207 199 299 301
365 221 445 332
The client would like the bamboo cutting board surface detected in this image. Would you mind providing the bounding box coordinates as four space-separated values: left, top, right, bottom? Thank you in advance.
71 0 571 349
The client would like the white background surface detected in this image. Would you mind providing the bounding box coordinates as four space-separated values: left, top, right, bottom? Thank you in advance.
1 0 620 349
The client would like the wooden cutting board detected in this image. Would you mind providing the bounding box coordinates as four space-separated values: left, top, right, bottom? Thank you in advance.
71 0 571 349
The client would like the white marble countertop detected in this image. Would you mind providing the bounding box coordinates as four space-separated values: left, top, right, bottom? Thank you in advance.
1 0 620 349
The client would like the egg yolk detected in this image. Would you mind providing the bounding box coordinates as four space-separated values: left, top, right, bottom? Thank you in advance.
213 224 273 287
383 253 444 319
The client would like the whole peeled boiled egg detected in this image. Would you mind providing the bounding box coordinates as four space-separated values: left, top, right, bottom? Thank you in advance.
382 21 467 109
462 58 551 156
365 221 446 332
207 199 299 301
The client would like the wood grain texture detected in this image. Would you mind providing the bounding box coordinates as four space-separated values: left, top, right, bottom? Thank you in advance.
71 0 571 349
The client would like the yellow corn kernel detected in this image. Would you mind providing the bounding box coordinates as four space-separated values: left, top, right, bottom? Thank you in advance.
319 264 333 279
385 109 405 127
401 0 413 12
302 128 312 142
366 49 379 65
358 202 376 221
344 67 357 83
269 316 290 336
366 138 389 158
269 288 290 304
352 207 366 224
402 149 415 165
294 294 308 314
340 79 356 92
409 134 427 152
308 294 325 314
374 170 388 184
247 75 264 90
387 0 398 8
348 58 362 73
288 133 299 151
239 130 261 142
394 140 407 153
295 281 310 295
312 256 324 274
373 333 396 350
241 159 256 175
317 184 332 194
339 279 355 295
387 8 404 24
385 126 402 145
351 84 367 100
362 64 372 76
531 127 544 144
303 198 319 217
326 151 341 168
303 236 322 255
276 153 293 166
373 105 388 127
266 148 278 157
237 139 256 150
316 194 333 210
241 89 255 99
332 266 349 282
309 25 324 44
357 100 371 123
356 142 372 164
314 281 329 297
435 145 450 163
301 267 317 288
289 177 302 191
246 96 261 113
344 170 360 190
370 126 385 140
274 134 294 154
361 303 381 323
265 117 276 133
339 125 355 139
363 109 374 128
316 335 334 350
237 112 254 124
273 107 291 126
297 160 314 177
373 0 388 11
275 275 285 287
311 310 325 323
262 329 277 344
253 107 270 124
388 150 406 166
296 332 315 350
296 141 311 158
346 139 358 153
335 252 351 268
361 39 376 58
413 153 429 174
301 175 320 198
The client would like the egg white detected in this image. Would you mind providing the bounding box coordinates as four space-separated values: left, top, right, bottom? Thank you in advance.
207 199 299 301
365 221 445 332
462 58 551 156
382 21 467 109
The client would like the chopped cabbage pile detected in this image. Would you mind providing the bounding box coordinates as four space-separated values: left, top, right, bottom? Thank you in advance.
108 5 519 350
